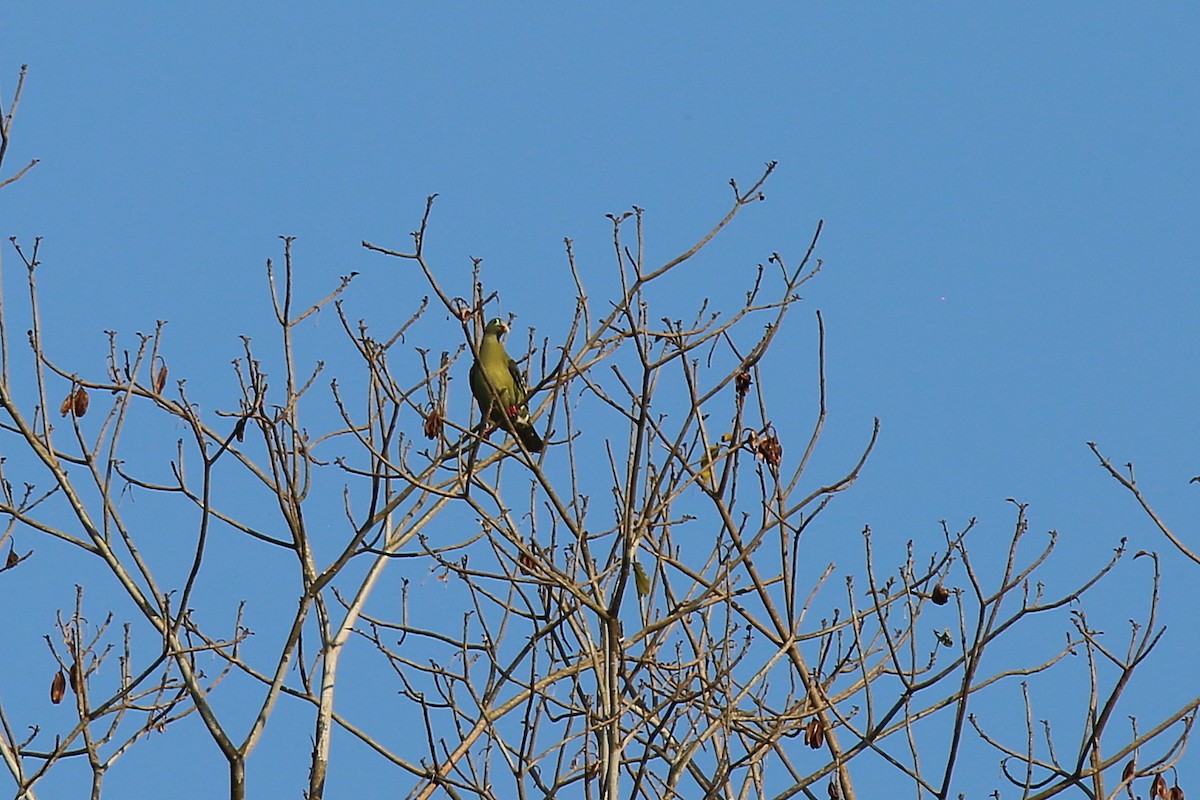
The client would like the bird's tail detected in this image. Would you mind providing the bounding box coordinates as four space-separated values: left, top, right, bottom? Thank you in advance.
516 423 544 453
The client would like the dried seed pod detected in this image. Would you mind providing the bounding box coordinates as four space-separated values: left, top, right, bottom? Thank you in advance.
5 549 17 569
931 584 950 605
233 416 247 442
827 780 841 800
1152 775 1168 800
753 429 783 470
518 552 537 575
72 387 89 417
1122 759 1136 783
805 717 825 749
154 363 169 394
68 662 81 694
59 392 74 417
735 370 752 398
423 407 444 440
1168 785 1184 800
50 670 66 704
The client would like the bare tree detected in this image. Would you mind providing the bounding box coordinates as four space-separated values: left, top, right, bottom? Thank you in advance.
0 66 1193 800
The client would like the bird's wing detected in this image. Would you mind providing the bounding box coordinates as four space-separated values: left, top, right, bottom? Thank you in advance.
506 355 529 408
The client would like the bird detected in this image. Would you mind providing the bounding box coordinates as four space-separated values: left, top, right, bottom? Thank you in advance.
469 318 544 453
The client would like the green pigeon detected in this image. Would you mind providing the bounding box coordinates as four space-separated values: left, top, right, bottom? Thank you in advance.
469 318 544 453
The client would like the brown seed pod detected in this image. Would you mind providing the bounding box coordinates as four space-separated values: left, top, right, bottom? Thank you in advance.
59 392 74 417
1152 775 1168 800
5 549 17 570
804 717 825 749
154 363 168 394
735 370 752 398
753 429 783 470
931 584 950 605
50 670 66 704
68 662 81 695
423 407 444 440
72 387 89 417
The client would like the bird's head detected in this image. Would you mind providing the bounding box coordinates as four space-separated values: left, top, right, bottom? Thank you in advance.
484 318 509 339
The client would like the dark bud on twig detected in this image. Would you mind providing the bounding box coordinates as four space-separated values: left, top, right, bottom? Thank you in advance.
50 670 66 704
72 387 89 417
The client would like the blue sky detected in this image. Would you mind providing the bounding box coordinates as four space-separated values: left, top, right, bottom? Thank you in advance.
1 4 1197 797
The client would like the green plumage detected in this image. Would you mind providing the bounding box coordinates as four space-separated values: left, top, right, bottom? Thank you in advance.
469 318 544 453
